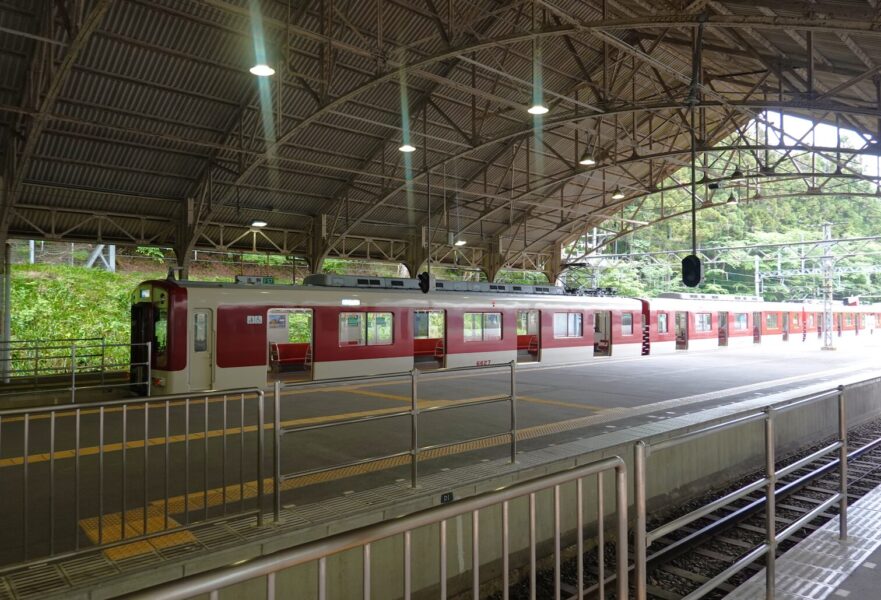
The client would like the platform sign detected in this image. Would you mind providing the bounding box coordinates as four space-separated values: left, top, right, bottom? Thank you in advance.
235 275 275 285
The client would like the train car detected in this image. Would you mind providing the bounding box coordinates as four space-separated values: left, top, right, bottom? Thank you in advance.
130 275 644 395
129 275 880 396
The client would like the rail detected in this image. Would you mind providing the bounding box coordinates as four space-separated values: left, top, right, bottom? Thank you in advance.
0 338 151 401
633 383 852 600
0 387 267 568
124 455 629 600
272 361 517 522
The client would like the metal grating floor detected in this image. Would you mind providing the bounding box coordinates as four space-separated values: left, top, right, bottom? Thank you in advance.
0 368 878 599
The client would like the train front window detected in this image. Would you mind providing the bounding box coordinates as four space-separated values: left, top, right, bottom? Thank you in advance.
154 308 168 356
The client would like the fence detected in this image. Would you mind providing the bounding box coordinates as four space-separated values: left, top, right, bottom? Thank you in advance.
0 337 151 401
633 385 850 600
272 362 517 521
125 455 629 600
0 388 267 567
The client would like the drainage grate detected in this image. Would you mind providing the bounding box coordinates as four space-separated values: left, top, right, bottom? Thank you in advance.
7 564 67 600
58 554 117 587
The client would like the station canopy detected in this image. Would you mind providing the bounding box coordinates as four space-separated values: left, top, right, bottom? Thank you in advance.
2 1 881 280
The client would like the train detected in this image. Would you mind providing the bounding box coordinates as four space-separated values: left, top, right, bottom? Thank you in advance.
129 274 880 395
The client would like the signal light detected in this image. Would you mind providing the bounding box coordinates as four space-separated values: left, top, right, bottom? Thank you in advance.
417 272 431 294
681 255 703 288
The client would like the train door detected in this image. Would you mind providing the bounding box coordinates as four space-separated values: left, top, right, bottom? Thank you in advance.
189 308 213 390
130 302 152 394
782 313 790 341
675 311 688 350
267 308 313 383
516 309 540 363
718 312 728 347
594 311 612 356
413 310 445 369
753 311 762 343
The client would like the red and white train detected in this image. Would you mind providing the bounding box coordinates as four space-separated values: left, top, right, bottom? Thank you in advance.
130 274 880 395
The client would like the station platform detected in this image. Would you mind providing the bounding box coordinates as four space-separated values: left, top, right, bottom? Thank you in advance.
0 342 880 598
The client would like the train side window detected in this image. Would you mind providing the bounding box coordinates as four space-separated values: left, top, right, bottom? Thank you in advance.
193 313 208 352
734 313 749 330
517 310 539 335
766 313 779 329
339 313 365 345
657 313 668 334
792 313 800 327
464 312 502 342
808 314 815 327
696 313 712 332
553 312 582 338
621 313 633 336
367 313 393 345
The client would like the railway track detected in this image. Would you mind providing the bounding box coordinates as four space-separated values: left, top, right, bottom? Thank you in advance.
640 418 881 599
490 418 881 600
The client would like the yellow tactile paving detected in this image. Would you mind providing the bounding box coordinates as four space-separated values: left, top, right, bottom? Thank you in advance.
79 505 197 560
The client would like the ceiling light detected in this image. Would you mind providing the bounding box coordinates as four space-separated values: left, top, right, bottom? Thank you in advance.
251 219 268 228
454 239 467 247
399 143 416 153
730 167 744 181
249 64 275 77
726 193 738 205
527 104 549 115
611 186 625 200
578 152 596 166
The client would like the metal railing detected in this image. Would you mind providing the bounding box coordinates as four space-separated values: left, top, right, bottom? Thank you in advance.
634 384 851 600
0 387 267 568
0 338 151 401
272 361 517 522
124 455 629 600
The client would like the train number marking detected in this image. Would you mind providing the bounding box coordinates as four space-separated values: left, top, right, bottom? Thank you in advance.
475 360 491 366
246 315 264 325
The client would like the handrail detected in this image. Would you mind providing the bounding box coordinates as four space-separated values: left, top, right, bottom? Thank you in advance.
124 455 629 600
272 361 517 522
632 378 870 600
0 386 267 568
0 340 152 402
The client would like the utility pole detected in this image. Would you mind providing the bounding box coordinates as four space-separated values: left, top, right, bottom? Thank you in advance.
754 255 761 297
822 222 835 351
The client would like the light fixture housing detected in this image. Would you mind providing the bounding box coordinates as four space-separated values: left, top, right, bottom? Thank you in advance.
726 193 738 205
249 64 275 77
527 104 549 115
398 143 416 153
578 152 596 166
251 219 268 228
611 186 625 200
454 239 467 247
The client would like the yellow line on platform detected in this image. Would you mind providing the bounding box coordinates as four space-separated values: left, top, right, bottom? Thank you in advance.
0 394 508 468
517 395 605 412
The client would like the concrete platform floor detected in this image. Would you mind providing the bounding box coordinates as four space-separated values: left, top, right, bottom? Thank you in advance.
0 341 879 574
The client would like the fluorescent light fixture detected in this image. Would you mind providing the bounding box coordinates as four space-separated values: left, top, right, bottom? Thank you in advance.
249 64 275 77
398 143 416 153
454 239 467 247
341 298 361 306
527 104 549 115
611 186 625 200
578 153 596 166
251 219 268 228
